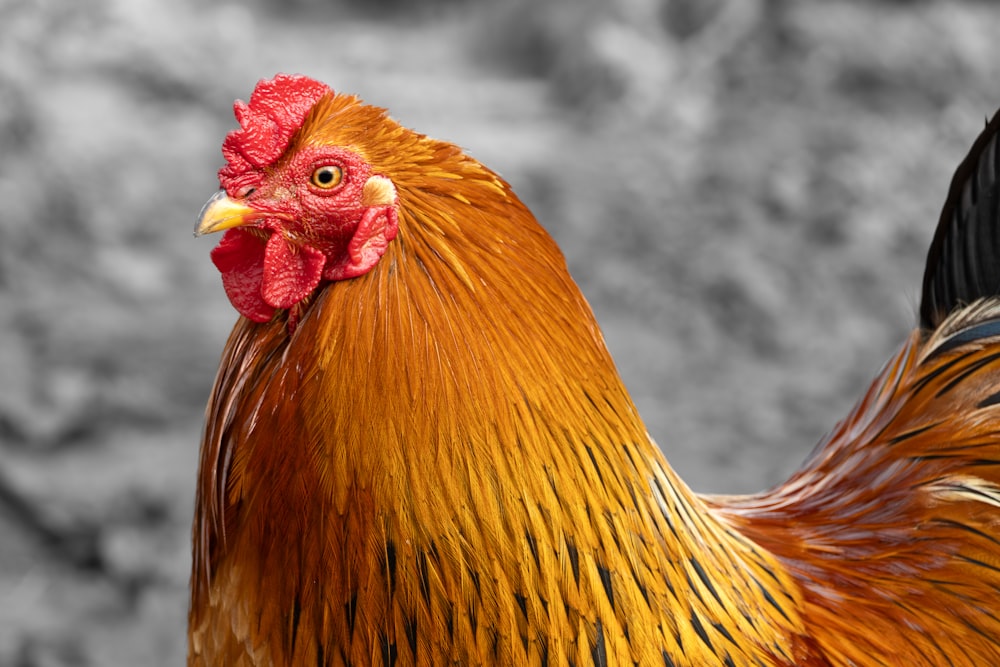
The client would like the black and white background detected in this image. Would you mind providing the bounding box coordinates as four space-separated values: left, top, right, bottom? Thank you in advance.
1 0 998 663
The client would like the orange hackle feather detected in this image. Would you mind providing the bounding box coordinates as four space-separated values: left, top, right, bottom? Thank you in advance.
190 77 1000 666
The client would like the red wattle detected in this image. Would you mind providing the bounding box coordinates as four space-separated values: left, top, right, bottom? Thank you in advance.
261 233 326 310
211 227 329 323
210 228 275 323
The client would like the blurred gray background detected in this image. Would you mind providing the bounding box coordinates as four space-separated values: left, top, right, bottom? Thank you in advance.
1 0 998 664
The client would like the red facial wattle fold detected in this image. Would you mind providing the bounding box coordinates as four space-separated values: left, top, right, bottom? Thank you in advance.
208 202 398 325
323 205 399 281
210 227 326 323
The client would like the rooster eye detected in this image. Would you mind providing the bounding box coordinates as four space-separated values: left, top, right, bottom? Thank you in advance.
310 165 343 190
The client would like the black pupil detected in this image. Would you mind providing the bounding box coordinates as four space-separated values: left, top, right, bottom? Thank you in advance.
318 168 336 184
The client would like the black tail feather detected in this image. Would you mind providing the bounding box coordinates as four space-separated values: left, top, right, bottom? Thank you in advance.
920 109 1000 330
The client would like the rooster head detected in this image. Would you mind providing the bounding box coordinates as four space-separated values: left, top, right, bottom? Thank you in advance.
195 74 399 326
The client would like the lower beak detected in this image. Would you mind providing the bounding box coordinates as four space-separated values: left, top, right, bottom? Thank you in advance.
194 191 259 236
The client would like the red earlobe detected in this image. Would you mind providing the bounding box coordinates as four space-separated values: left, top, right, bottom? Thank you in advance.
324 206 399 280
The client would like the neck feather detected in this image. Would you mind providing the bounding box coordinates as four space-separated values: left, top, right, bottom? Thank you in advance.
195 169 808 664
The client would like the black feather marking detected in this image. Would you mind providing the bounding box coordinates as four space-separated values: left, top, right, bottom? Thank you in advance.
628 563 651 606
689 612 714 652
597 563 615 609
921 108 1000 329
621 442 640 470
979 389 1000 408
525 528 541 569
383 539 398 596
345 592 358 636
416 550 431 603
539 636 549 666
768 642 792 664
445 603 455 640
627 483 644 515
958 552 1000 574
935 351 1000 397
912 351 970 392
887 422 941 445
957 612 999 648
514 592 528 619
712 621 736 645
584 444 606 487
603 509 623 551
935 518 1000 548
684 571 704 606
916 455 1000 467
755 579 792 623
934 630 973 667
403 615 418 659
755 563 785 588
566 538 581 585
663 650 677 667
652 476 680 539
723 655 736 667
932 320 1000 358
380 633 397 667
289 593 301 652
920 629 958 667
469 568 481 597
689 557 723 606
545 465 560 497
637 581 650 605
592 619 608 667
672 622 685 651
315 642 323 667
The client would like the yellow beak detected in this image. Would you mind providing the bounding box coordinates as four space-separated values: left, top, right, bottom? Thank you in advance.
194 191 260 236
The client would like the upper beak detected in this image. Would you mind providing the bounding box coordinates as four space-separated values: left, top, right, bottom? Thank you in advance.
194 191 259 236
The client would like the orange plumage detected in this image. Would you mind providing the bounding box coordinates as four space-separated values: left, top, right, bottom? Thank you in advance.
189 74 1000 665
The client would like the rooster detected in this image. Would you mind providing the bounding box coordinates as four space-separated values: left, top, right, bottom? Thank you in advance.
190 74 1000 666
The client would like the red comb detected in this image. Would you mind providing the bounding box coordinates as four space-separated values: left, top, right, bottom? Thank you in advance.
218 74 331 188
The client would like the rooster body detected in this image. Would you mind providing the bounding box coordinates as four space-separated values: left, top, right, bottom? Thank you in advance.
190 75 1000 665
